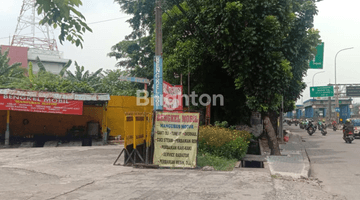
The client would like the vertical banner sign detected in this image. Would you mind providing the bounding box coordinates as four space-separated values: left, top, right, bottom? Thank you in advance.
154 56 163 110
309 42 324 69
163 81 183 111
153 111 200 168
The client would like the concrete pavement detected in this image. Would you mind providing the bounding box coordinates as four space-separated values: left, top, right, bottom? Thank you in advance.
0 144 343 200
266 132 310 179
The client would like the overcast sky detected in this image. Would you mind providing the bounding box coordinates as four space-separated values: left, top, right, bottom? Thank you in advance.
1 0 360 104
0 0 132 73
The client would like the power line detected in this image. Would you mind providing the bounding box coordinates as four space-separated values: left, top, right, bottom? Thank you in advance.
0 16 131 40
88 16 130 25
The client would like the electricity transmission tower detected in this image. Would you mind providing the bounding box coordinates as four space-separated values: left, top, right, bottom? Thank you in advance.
11 0 58 51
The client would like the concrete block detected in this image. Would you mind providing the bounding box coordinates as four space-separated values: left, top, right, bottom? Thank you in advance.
58 141 82 147
20 141 35 148
92 141 104 146
44 141 58 147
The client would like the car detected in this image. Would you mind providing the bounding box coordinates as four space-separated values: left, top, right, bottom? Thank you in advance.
349 118 360 138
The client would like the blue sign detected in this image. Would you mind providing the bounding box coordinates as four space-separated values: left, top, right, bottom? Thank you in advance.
118 76 150 84
335 107 340 112
153 56 163 110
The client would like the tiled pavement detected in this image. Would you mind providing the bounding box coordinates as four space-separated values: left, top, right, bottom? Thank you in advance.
266 132 310 178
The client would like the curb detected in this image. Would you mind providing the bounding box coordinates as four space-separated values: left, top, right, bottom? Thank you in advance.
266 131 311 179
300 144 311 178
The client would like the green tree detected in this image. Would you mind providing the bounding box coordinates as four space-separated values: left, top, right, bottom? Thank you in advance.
161 0 319 154
95 70 138 96
65 61 103 89
35 0 92 48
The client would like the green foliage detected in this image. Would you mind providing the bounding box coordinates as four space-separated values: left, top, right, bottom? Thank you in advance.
197 153 237 171
114 0 320 124
95 70 138 96
214 121 229 128
2 58 138 95
28 62 35 82
36 0 92 48
36 57 46 73
198 126 251 160
65 61 103 89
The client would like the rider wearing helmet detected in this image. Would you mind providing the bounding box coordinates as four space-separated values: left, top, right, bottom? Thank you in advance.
343 119 354 139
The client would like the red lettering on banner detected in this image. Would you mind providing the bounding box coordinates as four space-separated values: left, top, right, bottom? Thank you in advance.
182 115 199 123
0 95 83 115
156 114 181 122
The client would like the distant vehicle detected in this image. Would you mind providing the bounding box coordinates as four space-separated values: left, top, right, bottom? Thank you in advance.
349 118 360 138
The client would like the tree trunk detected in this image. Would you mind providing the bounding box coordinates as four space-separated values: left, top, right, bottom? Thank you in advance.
263 114 281 155
269 111 279 137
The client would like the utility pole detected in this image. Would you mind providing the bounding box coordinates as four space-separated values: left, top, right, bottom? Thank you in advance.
150 0 163 165
155 0 162 56
334 47 353 124
280 96 284 142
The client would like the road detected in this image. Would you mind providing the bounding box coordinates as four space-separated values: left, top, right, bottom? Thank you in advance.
0 143 341 199
287 124 360 200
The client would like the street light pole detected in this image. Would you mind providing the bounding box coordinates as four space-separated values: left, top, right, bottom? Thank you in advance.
311 71 325 120
312 71 325 87
335 47 354 124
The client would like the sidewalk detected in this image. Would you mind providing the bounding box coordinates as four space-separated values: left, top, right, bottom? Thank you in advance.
264 130 310 179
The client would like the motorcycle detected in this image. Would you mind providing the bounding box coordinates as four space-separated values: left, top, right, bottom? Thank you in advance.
306 121 316 136
343 128 355 143
333 125 337 131
320 123 327 136
299 122 305 129
286 120 292 126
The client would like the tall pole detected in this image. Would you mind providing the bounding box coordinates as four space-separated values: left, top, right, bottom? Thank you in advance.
155 0 162 56
312 71 325 119
280 96 283 142
335 47 354 124
188 59 190 109
5 110 10 146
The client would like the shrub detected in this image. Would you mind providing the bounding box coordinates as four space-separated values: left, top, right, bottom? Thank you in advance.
214 121 229 128
198 125 251 160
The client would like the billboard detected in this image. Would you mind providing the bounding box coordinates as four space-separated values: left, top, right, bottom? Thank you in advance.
0 94 83 115
346 86 360 97
153 111 200 168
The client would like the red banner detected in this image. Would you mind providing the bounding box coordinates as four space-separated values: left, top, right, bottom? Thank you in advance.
206 104 211 119
0 94 83 115
163 81 183 111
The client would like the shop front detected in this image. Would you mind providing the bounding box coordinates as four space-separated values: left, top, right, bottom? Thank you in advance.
0 89 110 146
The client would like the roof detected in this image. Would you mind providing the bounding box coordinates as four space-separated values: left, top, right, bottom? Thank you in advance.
0 89 110 101
28 55 69 64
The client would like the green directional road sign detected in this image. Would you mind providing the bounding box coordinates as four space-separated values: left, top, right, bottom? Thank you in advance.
309 42 324 69
310 86 334 97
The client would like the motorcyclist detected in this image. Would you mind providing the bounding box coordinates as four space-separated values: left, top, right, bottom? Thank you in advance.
321 119 326 130
332 120 337 128
343 119 354 139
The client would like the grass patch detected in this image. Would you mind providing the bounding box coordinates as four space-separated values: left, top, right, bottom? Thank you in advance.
197 153 237 171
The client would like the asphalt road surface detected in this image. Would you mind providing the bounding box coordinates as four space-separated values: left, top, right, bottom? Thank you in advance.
287 124 360 200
